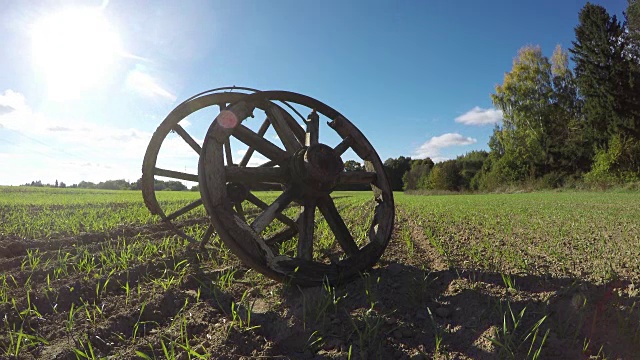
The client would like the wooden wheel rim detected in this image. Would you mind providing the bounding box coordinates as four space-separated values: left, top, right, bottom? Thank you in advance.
141 89 258 242
199 90 395 285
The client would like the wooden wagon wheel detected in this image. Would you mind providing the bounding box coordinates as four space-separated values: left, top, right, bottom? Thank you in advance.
198 90 395 286
141 87 263 244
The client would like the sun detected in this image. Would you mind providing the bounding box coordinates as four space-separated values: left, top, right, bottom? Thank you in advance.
31 7 121 101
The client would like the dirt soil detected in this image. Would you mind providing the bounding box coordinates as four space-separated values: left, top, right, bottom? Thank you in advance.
0 214 639 360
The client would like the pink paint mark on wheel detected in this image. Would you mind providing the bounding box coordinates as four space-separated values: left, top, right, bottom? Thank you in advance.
218 110 238 129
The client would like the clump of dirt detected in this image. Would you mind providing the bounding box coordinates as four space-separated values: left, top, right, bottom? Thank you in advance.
0 239 27 258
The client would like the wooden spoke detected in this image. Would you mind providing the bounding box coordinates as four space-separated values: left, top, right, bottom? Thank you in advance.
155 168 198 182
246 192 298 228
173 124 202 154
305 110 320 146
165 198 203 221
259 159 277 168
297 197 316 261
317 195 359 257
199 224 216 249
234 202 246 221
265 226 299 247
329 116 373 161
279 106 306 144
218 103 227 111
334 136 352 156
224 139 233 165
267 106 302 153
338 171 377 185
240 119 271 167
250 189 296 233
365 160 383 200
233 125 289 164
225 166 286 184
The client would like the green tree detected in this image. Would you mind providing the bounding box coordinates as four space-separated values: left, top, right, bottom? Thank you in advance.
402 158 433 190
491 45 554 181
570 3 635 146
163 181 187 191
427 160 461 191
383 156 412 191
550 45 590 174
344 160 364 172
625 0 640 139
457 151 489 190
77 181 96 189
97 179 131 190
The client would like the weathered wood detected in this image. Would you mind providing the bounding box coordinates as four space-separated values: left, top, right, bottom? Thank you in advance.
267 106 302 153
199 138 227 208
225 166 286 184
305 110 319 146
337 241 382 272
317 195 359 257
338 171 377 185
364 161 383 200
328 116 372 160
239 119 270 167
156 89 396 287
224 139 233 165
370 201 394 245
165 198 203 221
199 224 216 249
272 256 339 284
233 125 289 164
297 197 316 261
172 124 202 154
155 168 198 182
211 101 255 143
210 205 278 276
234 202 246 222
259 159 277 168
334 136 352 156
265 224 299 247
304 144 345 184
278 104 306 144
142 93 237 218
246 192 297 228
250 189 296 233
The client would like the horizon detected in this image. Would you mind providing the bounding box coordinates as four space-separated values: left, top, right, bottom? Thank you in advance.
0 0 629 186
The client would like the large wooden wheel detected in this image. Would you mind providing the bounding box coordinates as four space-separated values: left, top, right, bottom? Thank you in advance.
142 88 394 286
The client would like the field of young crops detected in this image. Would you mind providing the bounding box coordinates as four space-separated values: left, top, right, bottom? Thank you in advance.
0 186 638 359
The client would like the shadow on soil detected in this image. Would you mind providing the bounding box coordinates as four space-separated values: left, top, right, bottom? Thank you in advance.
188 259 639 359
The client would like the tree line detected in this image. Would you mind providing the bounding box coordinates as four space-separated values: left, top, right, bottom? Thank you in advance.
22 178 194 191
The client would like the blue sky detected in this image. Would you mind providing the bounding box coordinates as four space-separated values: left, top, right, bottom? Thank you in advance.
0 0 629 186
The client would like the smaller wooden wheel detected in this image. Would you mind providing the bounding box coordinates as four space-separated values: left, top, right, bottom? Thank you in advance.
141 87 261 244
198 90 395 286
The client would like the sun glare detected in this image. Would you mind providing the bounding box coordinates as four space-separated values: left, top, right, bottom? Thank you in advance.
31 8 121 100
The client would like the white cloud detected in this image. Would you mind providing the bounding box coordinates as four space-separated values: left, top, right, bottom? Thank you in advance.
413 133 477 160
0 89 27 111
0 105 14 115
125 69 176 102
455 106 502 126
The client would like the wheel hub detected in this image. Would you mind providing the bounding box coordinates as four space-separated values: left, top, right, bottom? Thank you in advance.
291 144 344 193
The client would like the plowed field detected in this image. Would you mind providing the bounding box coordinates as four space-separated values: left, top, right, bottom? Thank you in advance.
1 187 639 359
